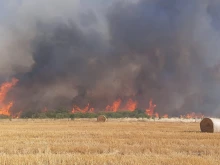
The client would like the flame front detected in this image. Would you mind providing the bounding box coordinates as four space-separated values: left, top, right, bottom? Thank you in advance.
0 78 18 116
0 78 204 118
125 99 137 112
163 114 168 118
12 111 22 119
106 98 122 112
182 112 204 119
155 112 159 118
145 99 157 117
0 102 13 116
70 97 204 119
72 103 94 113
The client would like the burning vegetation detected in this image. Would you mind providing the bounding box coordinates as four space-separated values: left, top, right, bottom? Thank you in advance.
0 0 220 118
0 79 18 116
0 78 205 119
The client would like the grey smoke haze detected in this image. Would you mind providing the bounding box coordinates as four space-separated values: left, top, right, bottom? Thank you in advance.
1 0 220 116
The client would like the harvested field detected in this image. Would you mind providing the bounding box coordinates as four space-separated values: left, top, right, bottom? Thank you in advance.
0 119 219 165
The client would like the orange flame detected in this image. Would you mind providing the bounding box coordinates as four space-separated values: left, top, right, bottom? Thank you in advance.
155 112 159 118
125 99 137 112
72 105 81 113
81 103 90 113
0 78 18 116
184 112 204 119
12 111 22 119
163 114 168 118
70 97 204 119
145 99 156 117
0 78 18 102
42 107 48 113
89 107 95 113
72 103 94 113
0 102 13 116
106 98 122 112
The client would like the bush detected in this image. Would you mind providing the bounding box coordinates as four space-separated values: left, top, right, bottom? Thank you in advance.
0 115 10 119
20 111 35 118
55 113 70 119
69 114 75 120
45 111 56 118
19 108 149 119
73 113 98 118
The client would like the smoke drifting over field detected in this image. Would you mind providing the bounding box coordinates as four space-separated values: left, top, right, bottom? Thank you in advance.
1 0 220 116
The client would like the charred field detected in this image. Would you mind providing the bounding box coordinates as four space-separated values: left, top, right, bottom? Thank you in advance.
0 119 218 165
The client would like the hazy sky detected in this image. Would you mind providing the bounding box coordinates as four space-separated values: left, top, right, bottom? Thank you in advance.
0 0 113 22
0 0 21 21
0 1 8 20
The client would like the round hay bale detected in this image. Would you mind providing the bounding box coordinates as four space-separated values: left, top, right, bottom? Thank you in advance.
200 118 220 133
97 115 107 122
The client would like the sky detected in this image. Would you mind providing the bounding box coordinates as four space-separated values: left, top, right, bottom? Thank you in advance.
0 0 21 22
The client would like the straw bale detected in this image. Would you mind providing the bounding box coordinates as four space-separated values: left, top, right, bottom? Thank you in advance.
97 115 107 122
200 118 220 133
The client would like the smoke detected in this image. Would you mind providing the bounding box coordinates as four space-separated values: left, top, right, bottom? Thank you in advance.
1 0 220 115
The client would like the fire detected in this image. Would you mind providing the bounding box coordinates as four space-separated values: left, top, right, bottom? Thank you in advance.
184 112 204 119
125 99 137 112
0 102 13 116
89 107 94 113
155 112 159 118
145 99 156 117
0 78 18 116
42 107 48 113
72 103 94 113
105 98 137 112
70 97 205 120
163 114 168 118
0 78 205 118
81 103 90 113
0 78 18 102
12 111 22 119
106 98 122 112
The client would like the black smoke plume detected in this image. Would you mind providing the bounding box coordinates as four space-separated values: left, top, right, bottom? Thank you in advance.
1 0 220 116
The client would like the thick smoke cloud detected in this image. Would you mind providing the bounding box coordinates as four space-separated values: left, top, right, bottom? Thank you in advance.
1 0 220 116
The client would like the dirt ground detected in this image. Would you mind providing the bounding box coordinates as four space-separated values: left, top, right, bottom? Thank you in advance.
0 119 218 165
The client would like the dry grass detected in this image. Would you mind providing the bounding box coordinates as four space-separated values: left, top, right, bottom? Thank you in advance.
0 119 219 165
